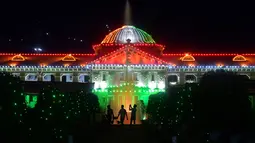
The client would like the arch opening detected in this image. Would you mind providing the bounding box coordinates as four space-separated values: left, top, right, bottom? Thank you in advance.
240 74 250 79
43 74 55 82
78 74 90 83
61 74 73 82
25 74 38 81
167 75 179 85
185 74 197 83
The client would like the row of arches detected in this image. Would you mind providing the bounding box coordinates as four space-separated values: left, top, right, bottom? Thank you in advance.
167 74 197 85
14 72 251 86
167 74 250 85
24 73 90 82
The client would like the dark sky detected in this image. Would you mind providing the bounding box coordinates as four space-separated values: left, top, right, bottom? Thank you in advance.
0 0 254 53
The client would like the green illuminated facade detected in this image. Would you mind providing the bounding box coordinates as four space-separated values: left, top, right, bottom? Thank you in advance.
91 66 167 119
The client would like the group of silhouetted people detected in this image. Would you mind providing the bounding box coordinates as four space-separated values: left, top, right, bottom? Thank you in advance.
106 104 137 125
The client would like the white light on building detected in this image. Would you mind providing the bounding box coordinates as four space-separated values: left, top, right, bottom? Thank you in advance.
34 48 42 52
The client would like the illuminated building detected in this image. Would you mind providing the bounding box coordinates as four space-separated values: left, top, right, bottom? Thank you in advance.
0 25 254 117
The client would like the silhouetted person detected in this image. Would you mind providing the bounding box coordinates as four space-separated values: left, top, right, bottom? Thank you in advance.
129 104 137 125
106 105 114 124
117 105 128 125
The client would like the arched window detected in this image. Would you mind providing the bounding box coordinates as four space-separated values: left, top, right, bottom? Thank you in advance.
181 54 195 62
12 54 25 61
62 54 76 61
233 55 247 62
185 74 197 83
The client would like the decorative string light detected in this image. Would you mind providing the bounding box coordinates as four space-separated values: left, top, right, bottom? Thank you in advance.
101 25 156 44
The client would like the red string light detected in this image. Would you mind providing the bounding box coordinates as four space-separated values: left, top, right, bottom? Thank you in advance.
90 47 126 64
0 53 96 56
0 44 254 67
135 48 171 64
90 45 173 65
163 53 255 56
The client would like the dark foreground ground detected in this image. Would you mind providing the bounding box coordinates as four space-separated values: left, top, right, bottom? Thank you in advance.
4 123 172 143
74 124 170 143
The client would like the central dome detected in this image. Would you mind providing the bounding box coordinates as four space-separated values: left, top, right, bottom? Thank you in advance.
101 25 156 44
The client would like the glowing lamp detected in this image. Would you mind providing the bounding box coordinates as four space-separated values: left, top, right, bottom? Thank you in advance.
40 63 47 67
233 55 247 62
148 81 156 89
10 63 16 67
100 82 107 90
11 54 25 61
158 81 165 89
62 54 76 61
34 48 42 52
169 82 177 85
188 64 195 67
94 82 100 89
241 64 248 67
181 54 196 62
217 64 224 67
136 82 144 87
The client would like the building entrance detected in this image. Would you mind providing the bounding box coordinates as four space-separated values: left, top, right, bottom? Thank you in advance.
93 82 155 124
108 93 142 124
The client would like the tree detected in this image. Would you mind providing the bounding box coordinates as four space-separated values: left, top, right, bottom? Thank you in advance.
169 84 198 142
25 85 67 142
195 70 252 140
0 72 27 142
86 92 100 123
147 92 168 124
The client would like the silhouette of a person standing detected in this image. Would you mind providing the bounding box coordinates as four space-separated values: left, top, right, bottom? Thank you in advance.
106 105 114 124
117 105 128 125
129 104 137 125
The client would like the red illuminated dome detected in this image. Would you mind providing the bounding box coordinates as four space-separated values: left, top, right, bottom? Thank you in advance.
101 25 156 44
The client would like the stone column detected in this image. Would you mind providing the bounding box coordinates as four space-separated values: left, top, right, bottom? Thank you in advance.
55 72 61 82
179 72 185 84
73 73 79 82
20 72 26 81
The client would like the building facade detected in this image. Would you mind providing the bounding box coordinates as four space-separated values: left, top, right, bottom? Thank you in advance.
1 25 254 116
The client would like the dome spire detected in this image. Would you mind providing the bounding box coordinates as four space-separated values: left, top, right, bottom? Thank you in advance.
124 0 132 25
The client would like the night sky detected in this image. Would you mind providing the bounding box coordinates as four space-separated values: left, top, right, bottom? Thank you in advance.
0 0 254 53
